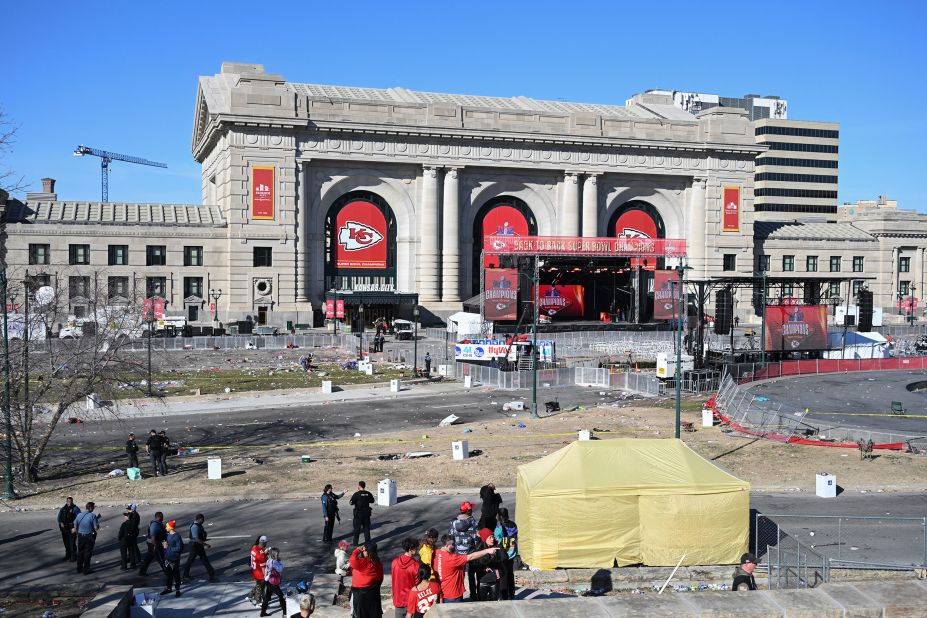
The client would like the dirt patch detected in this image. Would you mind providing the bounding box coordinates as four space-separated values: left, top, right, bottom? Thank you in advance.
0 592 93 618
10 400 927 508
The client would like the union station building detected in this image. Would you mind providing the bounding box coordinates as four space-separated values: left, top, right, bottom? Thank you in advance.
2 62 926 328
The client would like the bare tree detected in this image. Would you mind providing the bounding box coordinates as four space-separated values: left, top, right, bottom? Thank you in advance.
0 108 26 195
4 270 153 482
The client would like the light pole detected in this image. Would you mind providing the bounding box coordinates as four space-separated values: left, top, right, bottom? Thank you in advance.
909 285 917 326
759 269 768 365
358 304 365 360
146 305 154 397
531 255 539 419
672 263 688 439
412 305 421 376
209 288 222 326
2 268 14 499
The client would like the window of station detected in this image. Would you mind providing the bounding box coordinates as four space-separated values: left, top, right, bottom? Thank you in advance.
69 244 90 265
806 256 818 272
146 277 167 298
852 280 864 296
108 276 129 300
757 255 771 272
830 256 842 272
253 247 273 268
723 254 736 271
109 245 129 266
899 256 911 273
69 276 90 299
184 277 204 298
852 256 864 272
184 246 204 267
146 245 167 266
900 281 911 296
782 255 794 272
29 244 50 265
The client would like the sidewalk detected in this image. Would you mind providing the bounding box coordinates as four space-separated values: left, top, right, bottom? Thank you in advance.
132 583 349 617
113 379 468 417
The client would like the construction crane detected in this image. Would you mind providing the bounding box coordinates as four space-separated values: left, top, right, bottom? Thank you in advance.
73 145 167 203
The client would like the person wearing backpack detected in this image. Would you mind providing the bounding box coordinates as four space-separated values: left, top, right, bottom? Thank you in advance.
183 513 217 581
260 547 286 617
161 520 184 597
321 484 345 544
139 512 166 576
493 508 519 600
448 501 479 600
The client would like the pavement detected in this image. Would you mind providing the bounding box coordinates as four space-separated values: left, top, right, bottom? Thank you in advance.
745 370 927 435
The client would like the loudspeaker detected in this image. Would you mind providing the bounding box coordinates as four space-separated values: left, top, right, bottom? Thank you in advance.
803 282 820 306
858 289 874 332
715 290 733 335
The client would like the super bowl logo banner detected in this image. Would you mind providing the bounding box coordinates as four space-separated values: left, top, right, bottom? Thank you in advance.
251 166 275 220
336 200 388 269
653 270 682 321
483 269 518 321
722 186 740 232
538 285 585 318
764 305 828 352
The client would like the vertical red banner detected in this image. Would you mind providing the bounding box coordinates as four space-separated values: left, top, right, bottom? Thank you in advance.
483 269 519 320
764 305 828 351
335 200 388 269
722 186 740 232
482 206 530 269
653 270 682 321
252 166 275 220
335 299 345 319
143 298 164 320
325 300 335 319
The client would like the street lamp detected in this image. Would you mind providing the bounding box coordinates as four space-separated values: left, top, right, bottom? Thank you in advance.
412 305 420 376
759 269 768 365
909 285 917 325
209 288 222 325
358 304 365 360
671 262 690 439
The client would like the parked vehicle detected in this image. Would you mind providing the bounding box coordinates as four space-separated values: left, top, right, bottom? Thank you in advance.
393 319 414 340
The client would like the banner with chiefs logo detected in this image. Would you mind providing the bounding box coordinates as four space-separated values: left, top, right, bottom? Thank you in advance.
483 269 519 321
336 200 388 269
251 166 275 220
142 298 165 320
482 205 530 268
764 305 828 351
537 285 585 318
325 300 335 319
722 186 740 232
653 270 682 321
615 209 659 270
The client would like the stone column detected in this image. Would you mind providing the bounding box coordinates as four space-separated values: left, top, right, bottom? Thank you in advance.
295 161 309 303
418 166 441 303
441 168 461 303
688 178 707 277
560 172 580 236
581 174 599 237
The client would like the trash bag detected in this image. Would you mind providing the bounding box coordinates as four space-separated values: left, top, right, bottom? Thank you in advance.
127 467 142 481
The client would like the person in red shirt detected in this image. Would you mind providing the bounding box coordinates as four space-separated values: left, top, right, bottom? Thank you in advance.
248 535 269 606
433 534 500 603
406 564 441 617
390 538 421 618
349 542 384 618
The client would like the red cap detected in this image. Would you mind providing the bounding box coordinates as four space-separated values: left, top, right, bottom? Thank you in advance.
166 520 176 530
478 528 493 543
459 501 474 513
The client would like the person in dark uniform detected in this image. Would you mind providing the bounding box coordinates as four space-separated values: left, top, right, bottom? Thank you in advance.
146 430 162 476
732 552 759 591
57 497 80 561
321 484 345 544
139 511 166 576
349 481 375 546
183 513 217 581
424 352 432 376
158 430 171 475
118 510 139 570
127 504 142 564
126 433 139 469
72 501 100 574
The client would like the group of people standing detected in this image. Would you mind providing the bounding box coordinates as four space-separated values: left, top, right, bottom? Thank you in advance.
322 481 518 617
124 429 173 476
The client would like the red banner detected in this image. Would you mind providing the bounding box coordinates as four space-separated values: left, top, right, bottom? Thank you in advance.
325 300 335 319
722 186 740 232
537 285 584 318
483 269 519 320
482 205 530 268
764 305 828 351
615 209 659 270
252 166 275 220
653 270 682 321
336 299 345 319
142 298 164 320
896 296 919 312
484 235 686 257
335 200 388 269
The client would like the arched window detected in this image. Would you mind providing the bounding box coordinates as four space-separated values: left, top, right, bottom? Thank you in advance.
472 196 537 295
324 191 397 291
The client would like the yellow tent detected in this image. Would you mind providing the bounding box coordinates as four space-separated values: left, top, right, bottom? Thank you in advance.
516 438 750 568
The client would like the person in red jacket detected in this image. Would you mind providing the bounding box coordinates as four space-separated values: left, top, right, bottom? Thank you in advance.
248 535 269 606
390 538 421 618
433 534 500 603
349 542 384 618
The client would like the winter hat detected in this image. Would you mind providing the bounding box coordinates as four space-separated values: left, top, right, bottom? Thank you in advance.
459 501 474 513
165 520 176 531
338 540 350 551
478 528 493 543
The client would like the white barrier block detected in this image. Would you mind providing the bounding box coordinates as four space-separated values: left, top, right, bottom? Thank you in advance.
452 440 469 460
207 458 222 480
390 379 401 393
377 478 397 507
816 472 837 498
578 430 592 441
321 380 333 394
702 408 715 427
464 375 472 388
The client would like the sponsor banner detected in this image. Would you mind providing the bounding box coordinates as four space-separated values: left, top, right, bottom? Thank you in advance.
484 235 686 257
325 300 335 319
455 339 555 362
537 285 585 318
653 270 682 321
336 299 345 319
764 305 828 351
483 205 530 269
251 166 275 220
722 186 740 232
484 268 519 320
142 298 165 320
615 209 659 270
336 200 388 269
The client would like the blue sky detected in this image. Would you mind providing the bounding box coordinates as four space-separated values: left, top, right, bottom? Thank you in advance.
5 2 926 209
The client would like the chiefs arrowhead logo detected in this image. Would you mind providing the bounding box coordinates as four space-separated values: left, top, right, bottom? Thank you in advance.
619 227 651 239
338 221 384 251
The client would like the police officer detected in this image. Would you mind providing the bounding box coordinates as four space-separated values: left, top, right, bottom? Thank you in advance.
349 481 375 546
118 510 139 570
424 352 432 375
72 501 100 574
183 513 217 582
139 511 166 576
127 504 142 565
158 430 171 475
126 433 140 469
57 496 80 561
146 430 162 476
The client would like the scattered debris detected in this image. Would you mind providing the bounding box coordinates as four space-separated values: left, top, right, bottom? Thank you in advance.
438 414 460 427
406 451 434 459
106 469 125 477
378 454 401 461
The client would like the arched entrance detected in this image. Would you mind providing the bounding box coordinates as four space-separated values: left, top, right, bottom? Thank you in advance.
325 191 406 329
471 196 537 296
605 201 667 322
